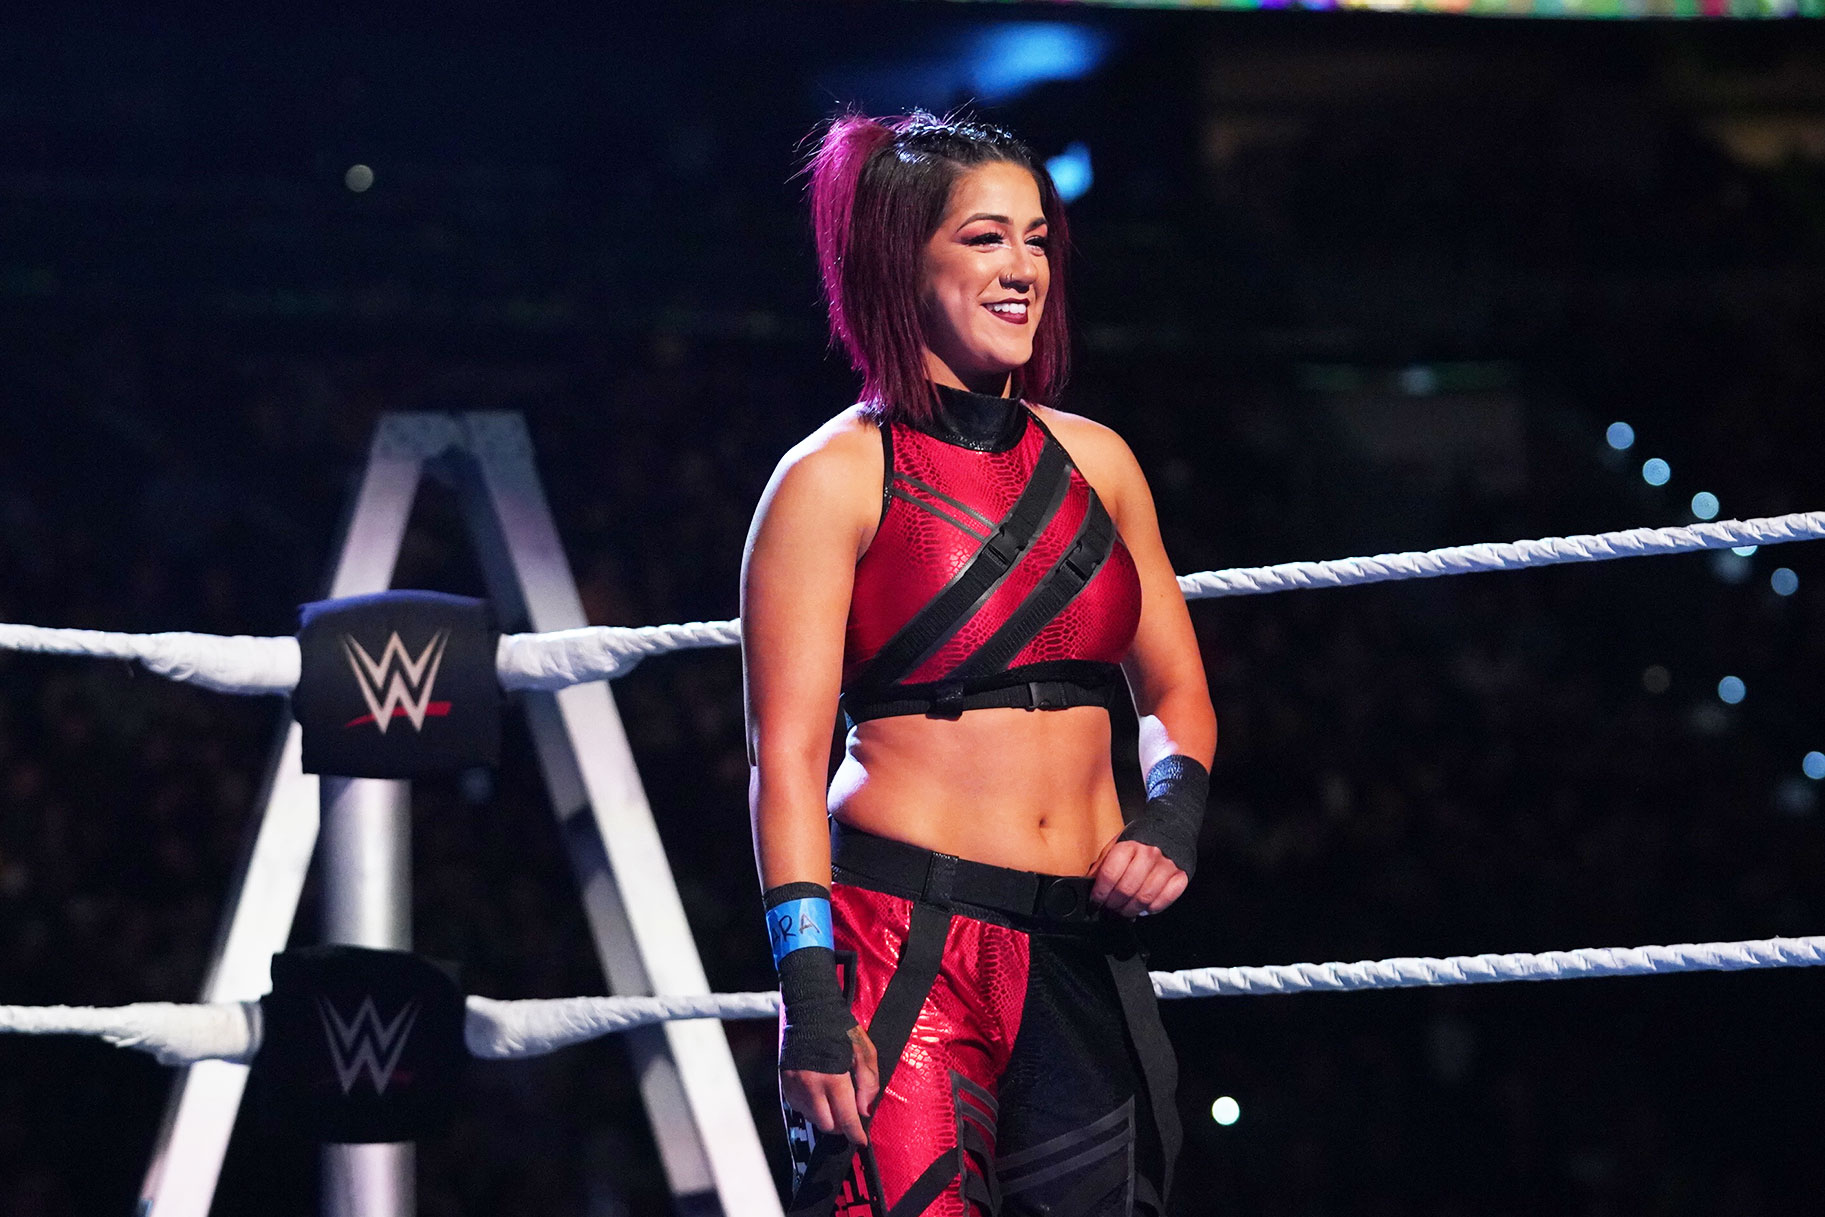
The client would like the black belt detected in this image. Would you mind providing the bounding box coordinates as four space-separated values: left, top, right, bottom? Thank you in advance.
831 821 1103 925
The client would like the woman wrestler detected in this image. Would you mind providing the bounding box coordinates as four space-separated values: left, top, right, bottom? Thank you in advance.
742 111 1216 1216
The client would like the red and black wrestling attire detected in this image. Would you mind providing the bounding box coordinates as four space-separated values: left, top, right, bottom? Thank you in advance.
782 385 1181 1217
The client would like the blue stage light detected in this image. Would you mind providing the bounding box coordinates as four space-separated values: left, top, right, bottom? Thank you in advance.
1804 752 1825 781
1641 458 1670 486
1717 676 1746 705
1606 421 1635 450
1771 568 1799 597
1690 491 1719 520
1046 142 1093 203
968 24 1108 102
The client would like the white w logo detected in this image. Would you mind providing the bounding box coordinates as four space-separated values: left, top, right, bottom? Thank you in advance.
316 995 420 1096
341 631 450 734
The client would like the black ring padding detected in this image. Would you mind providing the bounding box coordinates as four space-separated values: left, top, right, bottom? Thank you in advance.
848 433 1072 694
832 821 1104 926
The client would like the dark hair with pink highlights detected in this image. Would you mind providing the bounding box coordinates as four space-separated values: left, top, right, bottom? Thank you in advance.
806 110 1071 424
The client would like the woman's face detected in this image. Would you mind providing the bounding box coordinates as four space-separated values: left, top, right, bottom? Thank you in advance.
919 160 1050 397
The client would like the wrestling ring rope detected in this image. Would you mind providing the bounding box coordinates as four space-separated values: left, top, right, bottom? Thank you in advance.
2 936 1822 1067
2 511 1819 694
1 511 1820 1054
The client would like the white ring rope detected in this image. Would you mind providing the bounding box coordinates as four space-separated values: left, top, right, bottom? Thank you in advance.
1174 510 1825 600
1147 934 1825 998
5 935 1819 1065
2 511 1819 693
0 625 303 694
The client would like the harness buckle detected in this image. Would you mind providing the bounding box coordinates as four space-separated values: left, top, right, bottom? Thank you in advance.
1025 681 1069 711
982 530 1024 569
1061 540 1095 582
928 683 967 719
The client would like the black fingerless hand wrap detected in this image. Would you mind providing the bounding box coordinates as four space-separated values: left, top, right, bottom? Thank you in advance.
1117 754 1210 881
764 882 858 1075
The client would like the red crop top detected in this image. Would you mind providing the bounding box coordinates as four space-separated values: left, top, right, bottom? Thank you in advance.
841 385 1142 723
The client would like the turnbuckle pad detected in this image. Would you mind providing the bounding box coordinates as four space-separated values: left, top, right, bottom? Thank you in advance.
292 590 500 778
256 946 465 1144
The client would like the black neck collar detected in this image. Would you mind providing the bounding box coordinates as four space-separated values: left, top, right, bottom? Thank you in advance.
913 383 1027 452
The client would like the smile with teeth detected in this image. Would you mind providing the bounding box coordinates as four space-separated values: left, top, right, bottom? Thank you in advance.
984 300 1029 322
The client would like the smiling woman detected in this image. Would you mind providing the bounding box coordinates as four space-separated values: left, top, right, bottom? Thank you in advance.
805 112 1073 424
919 160 1054 396
744 111 1214 1216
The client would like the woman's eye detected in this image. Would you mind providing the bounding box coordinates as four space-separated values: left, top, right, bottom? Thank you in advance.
966 233 1003 246
1027 237 1049 253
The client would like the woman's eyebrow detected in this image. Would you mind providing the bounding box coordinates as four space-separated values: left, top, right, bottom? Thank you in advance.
956 213 1049 230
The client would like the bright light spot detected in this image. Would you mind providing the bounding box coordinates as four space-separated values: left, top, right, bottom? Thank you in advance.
1772 567 1799 596
1641 458 1671 487
1732 546 1758 557
1717 676 1746 705
1710 550 1751 584
1605 421 1636 450
344 164 374 192
1804 752 1825 781
1211 1096 1240 1126
1690 492 1719 520
1641 665 1671 695
1045 142 1094 203
1398 365 1438 396
967 23 1108 102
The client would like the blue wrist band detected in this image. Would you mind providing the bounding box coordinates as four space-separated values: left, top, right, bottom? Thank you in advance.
767 897 834 968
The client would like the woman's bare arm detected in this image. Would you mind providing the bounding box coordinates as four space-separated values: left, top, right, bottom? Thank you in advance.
741 408 883 1142
1037 409 1217 915
743 411 881 884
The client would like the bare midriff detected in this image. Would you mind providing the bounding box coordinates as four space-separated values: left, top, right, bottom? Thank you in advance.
828 704 1124 878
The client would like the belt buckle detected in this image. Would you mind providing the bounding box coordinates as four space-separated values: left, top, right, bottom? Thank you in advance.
1025 681 1069 712
1034 874 1090 922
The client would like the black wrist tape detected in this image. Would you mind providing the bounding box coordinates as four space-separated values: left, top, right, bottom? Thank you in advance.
763 883 858 1075
1117 754 1209 880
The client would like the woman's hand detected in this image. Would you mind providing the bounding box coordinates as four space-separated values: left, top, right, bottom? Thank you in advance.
1088 837 1189 918
781 1024 881 1146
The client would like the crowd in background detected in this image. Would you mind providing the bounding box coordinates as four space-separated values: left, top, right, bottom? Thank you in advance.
1 9 1823 1216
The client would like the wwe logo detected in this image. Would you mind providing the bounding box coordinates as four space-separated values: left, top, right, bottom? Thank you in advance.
316 995 420 1096
341 630 450 733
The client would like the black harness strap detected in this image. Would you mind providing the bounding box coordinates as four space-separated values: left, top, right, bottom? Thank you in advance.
843 666 1120 724
1106 945 1181 1210
786 899 957 1217
849 432 1071 695
947 492 1116 683
888 1150 962 1217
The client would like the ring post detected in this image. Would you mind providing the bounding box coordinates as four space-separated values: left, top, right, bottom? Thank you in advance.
318 776 414 1216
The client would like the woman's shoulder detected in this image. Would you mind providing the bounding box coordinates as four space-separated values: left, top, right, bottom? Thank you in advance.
1027 404 1145 495
758 404 884 513
775 404 881 474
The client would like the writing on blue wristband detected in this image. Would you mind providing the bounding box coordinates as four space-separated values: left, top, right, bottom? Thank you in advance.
767 897 834 968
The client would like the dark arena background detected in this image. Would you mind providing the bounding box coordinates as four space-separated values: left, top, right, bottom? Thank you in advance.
2 3 1824 1215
